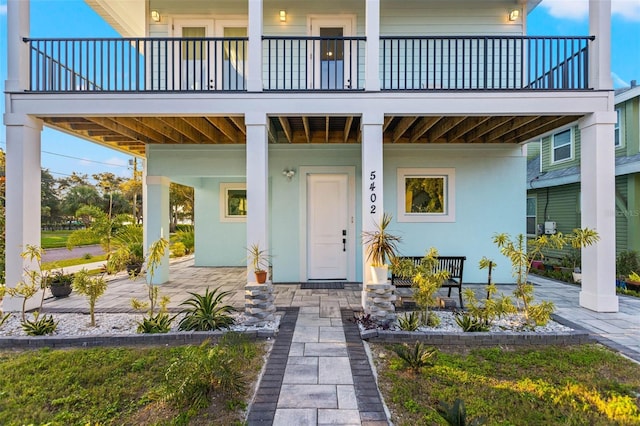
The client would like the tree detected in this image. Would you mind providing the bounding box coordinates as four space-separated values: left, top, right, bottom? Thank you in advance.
120 177 142 223
62 185 102 217
67 205 131 253
0 149 5 284
41 169 62 229
57 172 90 190
170 183 194 230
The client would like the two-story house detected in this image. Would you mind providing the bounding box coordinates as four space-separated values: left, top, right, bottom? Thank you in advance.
527 82 640 261
4 0 619 313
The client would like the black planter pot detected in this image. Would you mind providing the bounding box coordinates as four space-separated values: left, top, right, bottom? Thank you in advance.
50 284 72 298
126 262 143 276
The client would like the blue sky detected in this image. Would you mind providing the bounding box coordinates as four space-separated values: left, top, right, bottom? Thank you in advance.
0 0 639 181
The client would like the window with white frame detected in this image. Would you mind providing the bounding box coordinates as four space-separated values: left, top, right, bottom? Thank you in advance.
552 128 573 163
614 109 623 148
397 168 455 222
526 196 537 236
220 183 247 222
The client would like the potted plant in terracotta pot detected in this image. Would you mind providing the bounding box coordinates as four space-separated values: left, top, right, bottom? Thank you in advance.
362 213 401 284
49 270 74 298
247 243 271 284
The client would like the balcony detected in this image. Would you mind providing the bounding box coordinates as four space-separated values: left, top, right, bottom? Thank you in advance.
24 35 593 93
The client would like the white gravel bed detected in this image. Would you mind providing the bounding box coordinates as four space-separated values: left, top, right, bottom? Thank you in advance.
0 312 280 337
387 311 572 333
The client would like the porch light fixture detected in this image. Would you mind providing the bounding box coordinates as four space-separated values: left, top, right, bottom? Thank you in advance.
279 10 287 22
508 9 520 21
282 168 296 181
151 10 161 22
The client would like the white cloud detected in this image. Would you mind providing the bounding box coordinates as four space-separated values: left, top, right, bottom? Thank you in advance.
540 0 640 21
612 72 630 88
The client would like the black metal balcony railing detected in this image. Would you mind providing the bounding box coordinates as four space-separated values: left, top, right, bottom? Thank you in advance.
24 35 593 93
262 36 366 90
25 37 248 92
380 36 593 90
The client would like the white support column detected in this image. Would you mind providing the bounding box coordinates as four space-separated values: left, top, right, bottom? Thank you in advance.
245 112 269 283
247 0 263 92
144 175 170 284
361 112 385 308
3 115 43 311
589 0 612 90
365 0 380 91
6 0 30 92
579 112 618 312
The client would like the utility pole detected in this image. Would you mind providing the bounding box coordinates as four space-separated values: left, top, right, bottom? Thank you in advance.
129 158 139 223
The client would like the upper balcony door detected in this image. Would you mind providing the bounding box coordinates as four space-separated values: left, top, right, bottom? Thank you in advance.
215 21 247 91
172 19 214 90
310 16 355 90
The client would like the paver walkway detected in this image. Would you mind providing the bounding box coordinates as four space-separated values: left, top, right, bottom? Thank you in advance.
39 259 640 424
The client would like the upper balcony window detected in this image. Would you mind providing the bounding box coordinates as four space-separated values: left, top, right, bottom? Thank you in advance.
552 128 573 164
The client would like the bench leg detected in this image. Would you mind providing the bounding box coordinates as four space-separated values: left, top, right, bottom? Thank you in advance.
458 289 464 309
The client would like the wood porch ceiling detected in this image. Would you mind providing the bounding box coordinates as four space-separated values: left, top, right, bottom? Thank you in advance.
41 114 579 156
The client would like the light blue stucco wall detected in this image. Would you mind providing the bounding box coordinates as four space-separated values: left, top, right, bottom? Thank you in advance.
147 143 525 284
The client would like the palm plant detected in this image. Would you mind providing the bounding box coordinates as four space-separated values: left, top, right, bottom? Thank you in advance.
362 213 401 267
178 287 236 331
72 269 108 326
106 224 144 276
391 341 438 372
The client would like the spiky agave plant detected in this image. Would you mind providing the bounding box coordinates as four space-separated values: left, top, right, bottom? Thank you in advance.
178 287 236 331
391 341 438 372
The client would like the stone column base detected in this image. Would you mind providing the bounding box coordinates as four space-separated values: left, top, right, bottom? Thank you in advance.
245 282 276 326
365 283 396 322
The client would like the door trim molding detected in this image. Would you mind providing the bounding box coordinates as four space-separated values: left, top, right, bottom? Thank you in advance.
299 166 356 282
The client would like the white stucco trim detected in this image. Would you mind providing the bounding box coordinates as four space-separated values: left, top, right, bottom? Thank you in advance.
298 166 356 282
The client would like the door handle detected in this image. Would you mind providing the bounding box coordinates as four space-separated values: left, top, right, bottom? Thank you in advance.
342 238 346 252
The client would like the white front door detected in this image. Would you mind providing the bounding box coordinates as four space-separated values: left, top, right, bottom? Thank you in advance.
307 174 349 280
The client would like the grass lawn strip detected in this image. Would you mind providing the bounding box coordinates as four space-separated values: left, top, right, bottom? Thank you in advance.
0 337 266 425
372 343 640 425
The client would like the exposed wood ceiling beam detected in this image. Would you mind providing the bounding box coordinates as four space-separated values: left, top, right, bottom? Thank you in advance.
445 116 491 142
302 117 311 143
392 116 419 143
267 121 276 144
343 116 353 143
383 116 394 132
85 117 153 144
184 117 228 144
228 116 246 135
204 117 240 143
130 117 182 143
161 117 203 143
462 116 514 142
279 117 293 143
325 117 330 143
427 117 466 142
484 116 540 143
409 117 441 143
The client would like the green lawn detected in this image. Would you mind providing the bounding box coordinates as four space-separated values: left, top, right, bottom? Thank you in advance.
42 254 108 271
41 230 100 249
0 336 265 425
373 343 640 425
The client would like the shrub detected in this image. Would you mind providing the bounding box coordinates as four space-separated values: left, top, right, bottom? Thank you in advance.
391 342 438 372
72 269 108 326
162 336 250 410
616 250 640 278
170 242 186 258
438 398 487 426
21 311 58 336
136 312 175 334
173 229 194 254
178 287 236 331
397 311 420 331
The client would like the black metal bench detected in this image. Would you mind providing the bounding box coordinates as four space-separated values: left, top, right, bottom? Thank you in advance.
391 256 466 308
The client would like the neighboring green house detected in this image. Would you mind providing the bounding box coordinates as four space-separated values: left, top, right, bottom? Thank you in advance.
527 82 640 261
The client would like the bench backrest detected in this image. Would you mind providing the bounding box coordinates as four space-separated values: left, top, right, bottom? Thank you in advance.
391 255 466 286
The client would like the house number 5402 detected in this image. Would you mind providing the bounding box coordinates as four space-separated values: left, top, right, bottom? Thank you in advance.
369 171 377 214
